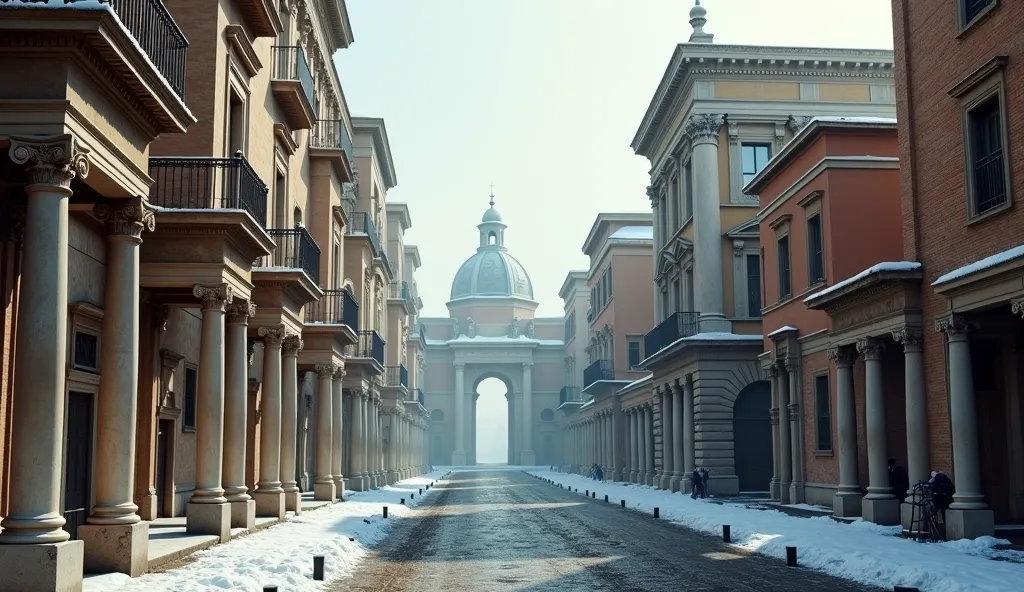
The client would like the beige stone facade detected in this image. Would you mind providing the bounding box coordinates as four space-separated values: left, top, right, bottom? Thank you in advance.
0 1 429 589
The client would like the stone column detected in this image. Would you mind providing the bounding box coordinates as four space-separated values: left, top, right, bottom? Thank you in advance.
661 387 674 490
453 363 467 465
0 135 88 587
829 346 861 517
636 409 646 484
685 113 730 333
857 338 898 525
645 404 655 485
786 360 805 504
937 314 994 539
372 393 383 486
280 336 303 513
349 389 367 490
186 284 233 542
777 362 793 504
331 366 345 494
253 326 285 519
629 410 639 482
893 326 928 491
521 362 536 465
223 302 257 528
313 364 336 501
671 381 685 492
768 365 781 500
75 198 154 576
605 412 614 480
683 375 696 484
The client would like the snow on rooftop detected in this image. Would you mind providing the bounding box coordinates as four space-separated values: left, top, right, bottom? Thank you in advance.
804 262 922 304
616 374 653 394
424 335 564 347
767 325 797 338
933 244 1024 286
639 332 762 367
810 116 898 126
608 226 654 241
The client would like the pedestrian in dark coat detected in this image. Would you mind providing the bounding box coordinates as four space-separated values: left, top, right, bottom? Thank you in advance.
690 469 703 499
888 458 910 503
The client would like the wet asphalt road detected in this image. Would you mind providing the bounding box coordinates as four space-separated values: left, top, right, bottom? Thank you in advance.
331 470 880 592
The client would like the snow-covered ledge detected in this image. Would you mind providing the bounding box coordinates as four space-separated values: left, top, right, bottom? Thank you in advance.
932 243 1024 291
804 262 923 308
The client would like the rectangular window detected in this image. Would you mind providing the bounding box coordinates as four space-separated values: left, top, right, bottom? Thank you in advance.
183 365 198 432
685 268 694 311
806 214 825 284
72 330 99 373
963 0 995 24
684 161 693 219
742 143 771 184
746 254 762 317
777 235 792 300
967 94 1007 215
332 236 341 288
672 278 681 312
814 374 833 452
627 340 642 369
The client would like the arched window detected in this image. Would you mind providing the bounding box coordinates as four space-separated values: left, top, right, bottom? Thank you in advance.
431 409 445 422
540 408 555 422
488 231 496 245
293 206 303 228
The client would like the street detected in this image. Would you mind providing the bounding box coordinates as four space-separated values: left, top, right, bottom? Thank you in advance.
331 470 880 591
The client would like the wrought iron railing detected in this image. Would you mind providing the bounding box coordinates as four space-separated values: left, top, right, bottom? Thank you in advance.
559 386 583 405
304 288 358 332
105 0 189 99
347 212 381 254
643 311 700 360
259 228 320 284
311 118 353 157
385 365 408 387
271 45 317 115
356 330 385 365
582 360 614 389
340 197 355 220
149 152 268 226
973 149 1007 214
389 281 409 300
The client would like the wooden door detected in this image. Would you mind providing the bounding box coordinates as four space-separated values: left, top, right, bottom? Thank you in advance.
63 391 93 540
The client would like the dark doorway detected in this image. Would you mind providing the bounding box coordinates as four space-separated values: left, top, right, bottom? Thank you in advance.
156 419 173 518
63 391 93 540
732 381 773 493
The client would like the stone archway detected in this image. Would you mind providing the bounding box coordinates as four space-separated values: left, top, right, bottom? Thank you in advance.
474 376 510 464
469 371 513 465
732 380 773 493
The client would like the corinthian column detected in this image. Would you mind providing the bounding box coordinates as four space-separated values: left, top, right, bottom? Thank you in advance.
331 366 346 495
349 389 367 491
280 336 303 513
893 325 928 529
223 301 257 528
858 338 899 525
76 197 154 575
186 283 233 542
314 363 337 501
684 113 730 333
254 326 285 519
829 346 861 517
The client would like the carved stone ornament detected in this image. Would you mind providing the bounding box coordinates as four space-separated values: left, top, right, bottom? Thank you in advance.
192 283 233 311
727 121 740 145
784 358 799 373
9 134 90 188
451 319 460 339
93 197 156 238
333 364 346 380
258 325 286 348
684 114 724 146
466 317 476 338
282 335 304 356
769 407 780 425
525 319 535 339
935 313 974 338
892 325 924 350
226 300 257 325
1011 298 1024 319
510 317 520 338
856 338 885 360
787 115 812 135
826 346 856 367
732 239 745 258
315 362 337 378
764 364 779 379
247 339 256 366
646 185 657 205
788 402 801 420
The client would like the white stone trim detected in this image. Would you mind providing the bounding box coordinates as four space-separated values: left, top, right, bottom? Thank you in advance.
727 121 777 204
732 241 762 318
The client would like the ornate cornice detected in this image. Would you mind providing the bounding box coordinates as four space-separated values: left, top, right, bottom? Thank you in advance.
193 283 232 311
9 133 90 188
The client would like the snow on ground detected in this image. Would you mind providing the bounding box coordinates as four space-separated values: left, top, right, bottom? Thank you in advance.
85 471 448 592
528 470 1024 592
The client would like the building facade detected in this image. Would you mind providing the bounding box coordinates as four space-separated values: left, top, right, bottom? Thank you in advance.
0 1 429 589
627 2 898 496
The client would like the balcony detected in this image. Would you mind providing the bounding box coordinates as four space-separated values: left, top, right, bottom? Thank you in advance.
559 386 583 405
378 250 395 279
643 311 700 362
355 330 385 366
389 281 414 310
149 152 268 226
583 360 614 389
409 388 424 406
385 365 408 388
233 0 281 38
271 45 317 130
347 212 381 255
110 0 189 99
310 119 355 182
258 228 321 284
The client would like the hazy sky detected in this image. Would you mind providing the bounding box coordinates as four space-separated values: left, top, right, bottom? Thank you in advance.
335 0 895 463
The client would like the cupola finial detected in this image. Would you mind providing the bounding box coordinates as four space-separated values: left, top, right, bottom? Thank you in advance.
688 0 714 44
489 183 495 207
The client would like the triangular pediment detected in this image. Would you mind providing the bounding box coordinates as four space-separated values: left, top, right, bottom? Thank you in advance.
726 217 760 239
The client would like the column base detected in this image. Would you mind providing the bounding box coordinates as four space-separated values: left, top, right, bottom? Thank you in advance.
230 500 256 529
253 492 285 519
283 491 302 515
862 496 900 525
137 492 158 521
788 481 805 504
333 477 345 499
669 474 682 493
659 473 671 490
79 520 148 577
629 469 638 483
945 508 995 540
900 501 916 532
833 491 863 518
451 451 466 466
349 474 369 491
698 313 731 334
521 450 536 466
314 481 337 502
770 478 781 501
0 540 83 592
186 501 231 543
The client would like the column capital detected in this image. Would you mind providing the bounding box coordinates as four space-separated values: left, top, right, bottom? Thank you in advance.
226 300 256 325
892 324 925 351
1012 298 1024 319
314 362 338 378
453 362 465 370
769 407 780 425
787 402 800 420
93 197 155 238
332 364 346 380
856 337 885 360
935 313 974 340
193 283 233 311
826 345 857 368
765 364 779 379
522 361 533 369
282 335 304 357
258 324 286 347
9 133 90 189
684 113 724 146
783 358 799 373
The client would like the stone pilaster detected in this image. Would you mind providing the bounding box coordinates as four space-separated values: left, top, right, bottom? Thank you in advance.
786 359 805 504
254 325 286 519
280 336 303 513
313 363 337 501
521 362 536 465
660 387 674 490
776 361 793 503
452 362 467 465
767 364 781 500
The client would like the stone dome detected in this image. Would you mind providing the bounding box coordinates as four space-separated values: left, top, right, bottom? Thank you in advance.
482 206 503 223
450 249 534 300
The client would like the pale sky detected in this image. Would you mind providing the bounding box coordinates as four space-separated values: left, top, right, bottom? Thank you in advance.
335 0 895 463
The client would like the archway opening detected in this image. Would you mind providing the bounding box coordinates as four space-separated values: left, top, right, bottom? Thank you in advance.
732 380 773 493
475 377 508 465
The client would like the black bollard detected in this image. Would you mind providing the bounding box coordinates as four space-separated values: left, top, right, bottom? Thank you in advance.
786 546 798 567
383 506 388 518
654 507 660 519
585 490 589 496
264 587 278 592
591 492 596 499
621 499 626 508
400 498 405 504
313 555 325 580
893 588 920 592
604 495 608 502
411 493 415 499
419 488 423 494
722 525 731 543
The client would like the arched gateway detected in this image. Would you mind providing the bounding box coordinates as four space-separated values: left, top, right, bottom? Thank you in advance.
419 195 564 466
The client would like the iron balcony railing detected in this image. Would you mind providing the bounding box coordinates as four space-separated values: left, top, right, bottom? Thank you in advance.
409 388 424 406
379 250 395 278
583 360 614 389
107 0 189 99
559 386 583 405
643 311 700 361
973 148 1007 214
340 197 355 220
149 152 268 226
347 212 381 255
311 119 353 157
356 330 385 366
389 281 410 300
259 228 320 284
385 365 408 388
271 45 317 115
304 288 358 332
